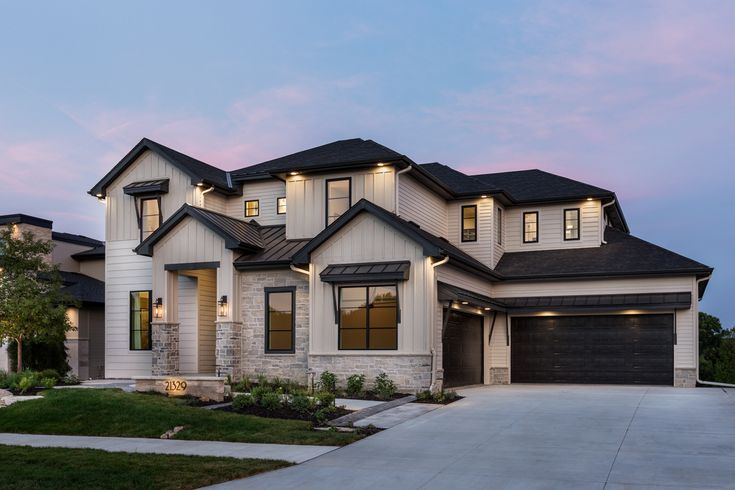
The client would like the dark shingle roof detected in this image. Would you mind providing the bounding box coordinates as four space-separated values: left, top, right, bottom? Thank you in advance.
473 169 613 202
60 271 105 304
0 214 52 229
496 227 713 280
232 139 405 180
234 225 309 269
52 232 104 248
71 245 105 261
419 163 501 196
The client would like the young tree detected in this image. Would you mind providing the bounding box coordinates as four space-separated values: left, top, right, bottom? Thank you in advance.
0 225 75 371
699 311 725 381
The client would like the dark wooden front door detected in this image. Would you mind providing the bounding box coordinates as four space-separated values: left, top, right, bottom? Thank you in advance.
511 314 674 385
443 311 484 388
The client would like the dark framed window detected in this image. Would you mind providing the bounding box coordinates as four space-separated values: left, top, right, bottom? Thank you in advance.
244 200 259 217
130 290 151 350
461 205 477 242
326 178 351 226
339 285 398 350
140 197 161 241
564 208 580 241
523 211 539 243
265 287 295 353
276 197 287 215
496 207 503 245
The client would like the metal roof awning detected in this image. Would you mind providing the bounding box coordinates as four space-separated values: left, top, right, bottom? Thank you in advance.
437 282 507 311
320 261 410 283
123 179 170 195
498 292 693 313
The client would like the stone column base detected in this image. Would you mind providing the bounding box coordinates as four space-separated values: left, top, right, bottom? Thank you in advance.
489 367 510 385
216 321 242 378
152 322 179 375
674 368 696 388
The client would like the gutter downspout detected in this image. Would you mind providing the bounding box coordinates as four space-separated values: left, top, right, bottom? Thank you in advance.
290 264 310 277
200 185 215 207
695 274 735 388
395 165 412 216
429 256 450 392
601 199 616 245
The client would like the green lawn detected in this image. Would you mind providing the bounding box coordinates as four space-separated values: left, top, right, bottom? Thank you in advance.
0 444 289 490
0 389 361 446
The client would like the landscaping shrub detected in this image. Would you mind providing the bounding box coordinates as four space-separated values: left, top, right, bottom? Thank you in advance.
290 394 314 415
39 369 61 382
232 394 256 410
17 372 39 394
231 377 251 393
250 385 271 403
40 377 56 389
416 390 432 401
314 407 335 426
346 374 365 397
62 373 80 385
374 372 396 400
315 391 335 408
259 391 283 412
319 371 337 393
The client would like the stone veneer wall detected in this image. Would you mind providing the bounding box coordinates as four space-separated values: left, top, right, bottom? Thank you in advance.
489 367 509 385
309 354 432 392
151 322 179 375
240 270 309 384
674 368 696 388
215 321 242 377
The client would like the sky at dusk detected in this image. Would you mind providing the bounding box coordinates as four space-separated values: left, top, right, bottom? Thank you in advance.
0 1 733 326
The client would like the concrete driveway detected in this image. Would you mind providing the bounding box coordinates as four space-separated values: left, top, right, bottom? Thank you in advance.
212 385 735 489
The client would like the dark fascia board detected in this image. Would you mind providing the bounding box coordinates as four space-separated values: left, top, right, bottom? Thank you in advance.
500 269 714 282
71 250 105 261
437 282 507 311
164 261 220 271
508 303 691 314
89 138 236 198
0 214 52 229
292 199 444 264
232 157 411 182
52 232 104 247
234 260 292 271
135 204 261 257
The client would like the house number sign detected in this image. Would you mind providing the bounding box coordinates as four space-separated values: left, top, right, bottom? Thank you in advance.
164 379 188 395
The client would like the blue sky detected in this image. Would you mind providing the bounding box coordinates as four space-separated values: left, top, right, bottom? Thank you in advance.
0 1 733 326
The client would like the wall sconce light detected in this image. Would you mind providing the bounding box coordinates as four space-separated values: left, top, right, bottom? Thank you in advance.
154 297 163 319
218 295 228 317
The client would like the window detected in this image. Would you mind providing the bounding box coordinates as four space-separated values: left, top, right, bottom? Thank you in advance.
244 200 259 217
276 197 287 215
564 208 580 241
326 178 350 226
461 205 477 242
140 198 160 241
265 287 295 352
130 291 151 350
496 207 503 245
339 285 398 350
523 211 538 243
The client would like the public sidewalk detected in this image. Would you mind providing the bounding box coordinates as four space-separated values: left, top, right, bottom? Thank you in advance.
0 433 338 463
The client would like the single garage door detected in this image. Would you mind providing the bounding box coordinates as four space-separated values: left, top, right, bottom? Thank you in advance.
443 311 483 388
511 314 674 385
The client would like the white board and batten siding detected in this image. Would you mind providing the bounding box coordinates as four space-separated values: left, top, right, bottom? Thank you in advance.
398 174 448 238
224 179 286 226
504 200 602 252
286 168 396 239
492 275 700 370
309 213 435 355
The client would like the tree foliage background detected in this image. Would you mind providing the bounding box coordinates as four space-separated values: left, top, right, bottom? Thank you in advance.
699 311 735 384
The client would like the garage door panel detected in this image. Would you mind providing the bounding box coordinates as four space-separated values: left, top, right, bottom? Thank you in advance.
442 311 483 389
511 314 674 385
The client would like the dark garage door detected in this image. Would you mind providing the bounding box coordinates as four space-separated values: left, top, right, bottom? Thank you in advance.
511 314 674 385
443 311 483 388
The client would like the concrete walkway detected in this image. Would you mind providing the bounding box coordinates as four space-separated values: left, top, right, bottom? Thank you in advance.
210 385 735 489
0 433 337 463
354 403 442 429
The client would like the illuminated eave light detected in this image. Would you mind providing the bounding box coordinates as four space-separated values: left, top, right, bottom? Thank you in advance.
586 197 593 201
289 171 299 176
197 182 205 187
95 193 104 198
377 162 385 167
484 307 491 311
481 195 488 199
461 301 469 305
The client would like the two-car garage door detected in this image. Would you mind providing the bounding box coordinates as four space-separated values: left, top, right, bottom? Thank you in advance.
511 314 674 385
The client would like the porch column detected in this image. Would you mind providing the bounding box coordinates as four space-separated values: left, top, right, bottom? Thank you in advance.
215 321 242 377
151 322 180 375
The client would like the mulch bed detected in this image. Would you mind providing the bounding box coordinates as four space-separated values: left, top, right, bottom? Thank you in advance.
7 387 46 396
413 395 463 405
338 392 411 402
218 404 353 423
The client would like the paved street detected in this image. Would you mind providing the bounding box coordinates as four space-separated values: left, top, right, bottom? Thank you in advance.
212 385 735 489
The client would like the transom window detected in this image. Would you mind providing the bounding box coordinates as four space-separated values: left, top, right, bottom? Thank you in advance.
245 200 259 217
140 198 160 241
326 178 350 226
496 207 503 245
461 205 477 242
276 197 287 215
265 287 295 353
339 285 398 350
523 211 538 243
564 208 580 241
130 290 151 350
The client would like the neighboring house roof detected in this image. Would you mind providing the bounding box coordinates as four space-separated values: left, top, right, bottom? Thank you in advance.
320 261 411 283
60 271 104 304
89 138 235 197
231 138 406 180
0 214 52 229
52 231 104 248
135 204 263 256
234 225 310 270
495 227 713 295
71 245 105 261
497 292 693 313
292 199 502 281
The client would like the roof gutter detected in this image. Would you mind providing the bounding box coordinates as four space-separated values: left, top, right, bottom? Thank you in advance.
695 274 735 388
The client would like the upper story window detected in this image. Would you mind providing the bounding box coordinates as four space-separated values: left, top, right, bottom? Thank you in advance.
277 197 287 215
265 287 295 353
564 208 580 241
140 198 161 241
245 200 259 217
496 207 503 245
130 290 151 351
461 205 477 242
523 211 538 243
326 178 351 226
339 285 398 350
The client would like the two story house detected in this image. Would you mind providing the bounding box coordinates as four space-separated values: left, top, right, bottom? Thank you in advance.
89 138 712 389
